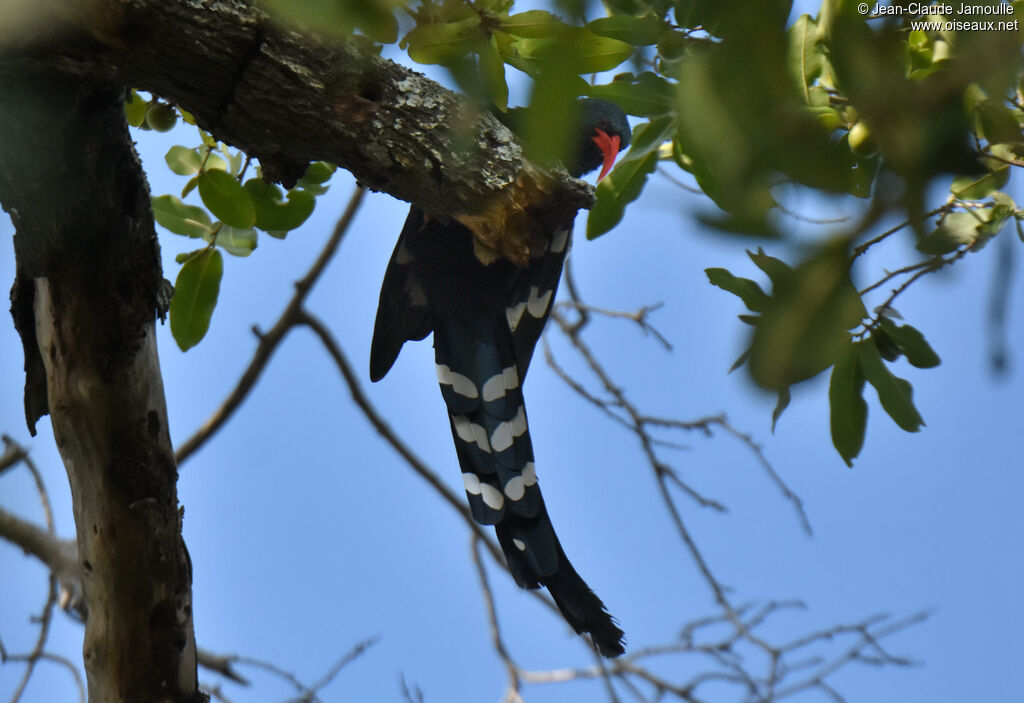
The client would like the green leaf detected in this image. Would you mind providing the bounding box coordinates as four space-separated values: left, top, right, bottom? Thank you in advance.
657 29 687 63
916 211 983 255
705 268 769 312
829 342 868 466
878 319 941 368
203 152 229 173
500 10 563 37
858 339 924 433
728 347 751 373
586 150 658 239
749 243 866 390
198 170 256 229
214 226 258 257
518 28 634 74
603 0 649 14
624 114 675 159
951 165 1010 201
181 176 199 199
586 72 676 117
299 161 335 186
747 248 793 289
975 99 1023 145
586 15 670 45
151 195 212 238
244 179 316 233
565 30 635 73
170 248 223 351
872 326 902 361
402 17 484 64
351 0 399 43
165 146 203 176
478 35 508 111
974 202 1013 249
788 14 826 97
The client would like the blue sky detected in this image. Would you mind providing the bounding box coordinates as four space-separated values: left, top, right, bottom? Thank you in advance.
2 5 1023 703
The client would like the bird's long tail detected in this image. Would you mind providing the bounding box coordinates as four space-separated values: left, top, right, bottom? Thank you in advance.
495 503 625 658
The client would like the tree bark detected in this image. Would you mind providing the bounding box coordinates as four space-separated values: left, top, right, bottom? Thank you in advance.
0 71 201 702
0 0 593 220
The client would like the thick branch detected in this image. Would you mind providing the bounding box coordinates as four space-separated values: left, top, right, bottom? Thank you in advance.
0 0 593 220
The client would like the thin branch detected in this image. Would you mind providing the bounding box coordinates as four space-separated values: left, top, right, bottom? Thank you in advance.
197 649 250 686
851 204 949 259
774 201 851 225
470 535 523 703
555 301 673 350
2 650 85 703
283 636 380 703
175 185 366 465
295 310 500 559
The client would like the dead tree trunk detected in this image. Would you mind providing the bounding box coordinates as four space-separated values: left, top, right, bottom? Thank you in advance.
0 71 202 703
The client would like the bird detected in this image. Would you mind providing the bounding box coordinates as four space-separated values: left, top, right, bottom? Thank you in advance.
369 98 630 657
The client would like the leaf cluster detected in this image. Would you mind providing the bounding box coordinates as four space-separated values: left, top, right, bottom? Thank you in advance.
129 92 336 350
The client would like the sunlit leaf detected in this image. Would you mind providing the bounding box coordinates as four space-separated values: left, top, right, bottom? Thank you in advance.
151 195 212 238
587 15 670 45
402 17 484 64
916 211 983 255
170 248 223 351
214 226 258 257
244 179 316 233
587 72 676 117
500 10 563 37
198 170 256 229
165 146 203 176
951 165 1010 201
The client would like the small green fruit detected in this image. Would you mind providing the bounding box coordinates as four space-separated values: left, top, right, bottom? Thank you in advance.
146 102 178 132
848 120 878 158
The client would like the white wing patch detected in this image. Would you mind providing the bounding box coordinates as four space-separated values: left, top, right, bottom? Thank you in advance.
453 415 491 452
526 287 553 318
436 363 479 399
482 365 520 402
462 472 481 494
506 301 527 332
504 476 525 501
490 406 527 452
550 229 570 254
480 483 505 510
521 462 537 487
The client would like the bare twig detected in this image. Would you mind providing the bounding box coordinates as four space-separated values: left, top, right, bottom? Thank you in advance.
175 185 367 465
470 535 523 703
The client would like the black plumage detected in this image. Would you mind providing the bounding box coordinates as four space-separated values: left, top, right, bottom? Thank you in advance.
370 99 630 657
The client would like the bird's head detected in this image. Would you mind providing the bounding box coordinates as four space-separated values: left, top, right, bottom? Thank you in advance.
571 98 631 181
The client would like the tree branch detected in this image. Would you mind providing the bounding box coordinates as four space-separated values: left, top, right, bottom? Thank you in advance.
0 0 593 222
